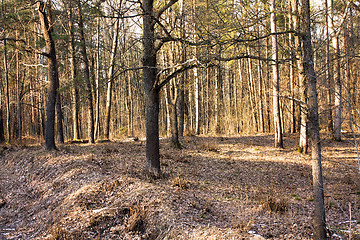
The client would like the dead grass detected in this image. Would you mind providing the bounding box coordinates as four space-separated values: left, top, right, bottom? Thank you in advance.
0 134 359 239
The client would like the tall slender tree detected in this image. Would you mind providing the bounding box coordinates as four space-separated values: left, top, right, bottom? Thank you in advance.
301 0 327 237
77 0 95 144
105 17 120 140
270 0 283 148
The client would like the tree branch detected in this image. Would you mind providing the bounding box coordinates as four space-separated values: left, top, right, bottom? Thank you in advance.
156 0 179 19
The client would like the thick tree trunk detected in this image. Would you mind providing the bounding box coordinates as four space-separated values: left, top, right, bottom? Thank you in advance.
77 0 95 144
301 0 327 238
270 0 283 148
143 0 160 176
104 18 120 140
38 1 60 150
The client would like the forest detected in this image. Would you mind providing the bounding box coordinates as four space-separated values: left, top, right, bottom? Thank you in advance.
0 0 360 239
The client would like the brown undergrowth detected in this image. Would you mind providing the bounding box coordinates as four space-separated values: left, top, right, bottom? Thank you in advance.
0 134 359 239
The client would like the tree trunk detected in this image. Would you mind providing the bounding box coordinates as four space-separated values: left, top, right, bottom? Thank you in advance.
170 81 181 149
292 0 308 153
104 18 120 140
257 29 265 133
330 0 341 141
270 0 284 148
0 77 5 142
288 0 297 133
178 0 186 137
77 0 95 144
4 39 11 142
67 5 80 140
38 1 59 150
143 0 160 176
324 0 334 134
56 92 64 143
95 17 101 139
301 0 327 238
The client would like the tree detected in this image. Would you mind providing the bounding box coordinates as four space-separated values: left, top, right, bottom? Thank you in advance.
142 0 161 176
270 0 283 148
301 0 327 237
38 0 60 150
67 2 81 140
77 0 95 144
329 0 342 141
104 17 120 140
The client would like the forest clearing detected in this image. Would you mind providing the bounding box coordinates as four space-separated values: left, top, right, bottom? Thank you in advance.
0 134 359 239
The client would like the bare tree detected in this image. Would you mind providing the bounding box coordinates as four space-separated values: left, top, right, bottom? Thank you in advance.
77 0 95 144
301 0 327 237
38 0 60 150
270 0 283 148
105 17 120 140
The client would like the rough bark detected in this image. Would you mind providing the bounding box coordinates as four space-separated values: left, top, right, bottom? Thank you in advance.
38 1 59 150
270 0 283 148
301 0 327 238
143 0 160 176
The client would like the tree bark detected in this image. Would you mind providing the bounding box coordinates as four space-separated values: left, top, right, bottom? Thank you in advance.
270 0 283 148
301 0 327 238
77 0 95 144
143 0 160 176
38 1 59 150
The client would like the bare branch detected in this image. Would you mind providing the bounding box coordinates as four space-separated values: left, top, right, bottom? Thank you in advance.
156 0 178 19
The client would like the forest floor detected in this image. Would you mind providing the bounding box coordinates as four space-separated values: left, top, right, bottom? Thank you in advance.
0 133 359 240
